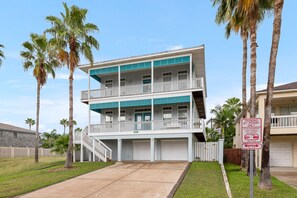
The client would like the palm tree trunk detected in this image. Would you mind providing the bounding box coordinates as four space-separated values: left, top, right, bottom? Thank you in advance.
248 19 257 176
29 124 31 131
241 34 248 170
65 65 74 168
35 82 40 163
259 0 284 189
63 126 66 135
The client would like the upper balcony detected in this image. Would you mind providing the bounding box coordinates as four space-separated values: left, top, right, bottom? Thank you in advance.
81 78 203 101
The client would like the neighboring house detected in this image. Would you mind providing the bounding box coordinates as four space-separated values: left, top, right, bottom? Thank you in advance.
74 45 207 162
234 82 297 168
0 123 35 147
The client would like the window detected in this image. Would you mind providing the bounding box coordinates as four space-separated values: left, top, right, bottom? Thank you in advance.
105 80 113 96
120 78 126 87
120 110 126 122
163 72 172 91
163 107 172 121
135 108 151 112
14 132 17 138
178 70 188 90
105 111 113 123
178 106 188 126
143 75 151 93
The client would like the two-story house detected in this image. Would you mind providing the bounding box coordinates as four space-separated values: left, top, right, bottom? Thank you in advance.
234 82 297 168
74 45 207 162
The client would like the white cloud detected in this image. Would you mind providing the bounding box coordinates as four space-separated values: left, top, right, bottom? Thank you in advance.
53 73 88 80
166 45 183 51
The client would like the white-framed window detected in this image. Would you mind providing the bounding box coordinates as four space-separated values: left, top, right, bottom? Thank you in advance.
120 78 126 87
143 75 151 93
178 70 188 90
163 107 172 121
120 110 126 122
163 72 172 91
105 111 113 123
105 80 113 96
178 106 188 126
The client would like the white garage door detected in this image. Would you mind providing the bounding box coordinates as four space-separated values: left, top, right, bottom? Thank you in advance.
133 140 150 160
270 142 293 167
161 139 187 161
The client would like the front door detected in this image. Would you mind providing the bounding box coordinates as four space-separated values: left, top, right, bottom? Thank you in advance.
134 112 151 130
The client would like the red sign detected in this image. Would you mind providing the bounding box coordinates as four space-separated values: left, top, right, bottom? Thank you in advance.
241 118 262 150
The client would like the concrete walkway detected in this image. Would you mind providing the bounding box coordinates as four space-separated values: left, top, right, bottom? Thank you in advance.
271 167 297 189
21 162 188 198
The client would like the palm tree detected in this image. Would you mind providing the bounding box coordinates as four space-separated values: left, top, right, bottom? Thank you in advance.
0 44 4 66
21 33 59 163
51 135 69 155
74 127 82 133
42 129 59 148
46 3 99 168
25 118 35 131
223 97 242 117
259 0 284 190
60 118 68 135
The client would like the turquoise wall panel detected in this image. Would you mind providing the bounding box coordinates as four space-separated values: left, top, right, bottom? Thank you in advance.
153 96 190 105
153 56 190 67
120 62 151 72
90 66 118 82
90 102 118 111
120 99 151 107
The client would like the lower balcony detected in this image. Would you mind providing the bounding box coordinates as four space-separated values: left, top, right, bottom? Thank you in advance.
87 118 205 136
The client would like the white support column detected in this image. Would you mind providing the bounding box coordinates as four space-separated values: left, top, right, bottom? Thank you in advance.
190 94 193 129
88 69 91 135
190 54 193 89
80 133 83 162
118 139 122 161
150 138 155 162
118 66 121 96
73 150 76 162
218 139 224 164
151 99 154 131
188 135 193 162
118 102 121 132
151 61 154 93
92 139 95 162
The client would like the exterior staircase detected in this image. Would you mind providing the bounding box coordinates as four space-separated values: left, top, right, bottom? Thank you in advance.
74 127 112 162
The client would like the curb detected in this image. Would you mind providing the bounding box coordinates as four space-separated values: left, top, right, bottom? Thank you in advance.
167 162 191 198
220 163 232 198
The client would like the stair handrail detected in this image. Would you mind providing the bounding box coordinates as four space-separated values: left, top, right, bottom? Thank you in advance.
94 137 112 160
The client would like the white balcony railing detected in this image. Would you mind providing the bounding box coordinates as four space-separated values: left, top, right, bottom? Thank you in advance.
271 115 297 128
88 119 203 134
81 78 204 100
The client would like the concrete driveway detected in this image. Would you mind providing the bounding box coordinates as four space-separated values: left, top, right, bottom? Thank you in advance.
271 167 297 188
21 162 188 198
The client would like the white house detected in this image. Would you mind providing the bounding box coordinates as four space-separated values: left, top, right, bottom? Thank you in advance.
74 45 207 162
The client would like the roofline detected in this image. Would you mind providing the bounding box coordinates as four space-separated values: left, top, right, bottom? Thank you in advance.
0 128 35 134
257 88 297 95
79 45 204 70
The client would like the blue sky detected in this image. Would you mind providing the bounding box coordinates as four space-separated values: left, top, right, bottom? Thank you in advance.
0 1 296 133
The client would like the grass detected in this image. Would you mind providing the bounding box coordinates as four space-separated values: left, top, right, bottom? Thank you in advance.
0 157 114 197
174 162 228 198
225 163 297 198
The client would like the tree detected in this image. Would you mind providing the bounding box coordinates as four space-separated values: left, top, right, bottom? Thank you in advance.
25 118 35 131
259 0 284 190
51 135 69 155
42 129 59 148
0 44 4 66
21 33 59 163
206 127 220 142
60 118 68 135
60 118 77 135
75 127 82 133
46 3 99 168
223 97 242 117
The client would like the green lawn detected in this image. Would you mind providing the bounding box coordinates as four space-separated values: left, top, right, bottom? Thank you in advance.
174 162 228 198
225 163 297 198
0 157 114 197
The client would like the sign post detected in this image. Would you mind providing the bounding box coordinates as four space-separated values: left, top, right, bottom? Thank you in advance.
241 118 262 198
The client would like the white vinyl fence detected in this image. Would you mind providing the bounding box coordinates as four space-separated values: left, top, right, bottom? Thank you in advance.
0 147 56 158
194 139 224 164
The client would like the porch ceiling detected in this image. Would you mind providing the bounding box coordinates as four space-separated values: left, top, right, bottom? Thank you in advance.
193 91 206 119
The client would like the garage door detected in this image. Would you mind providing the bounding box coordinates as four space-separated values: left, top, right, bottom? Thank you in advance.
133 140 150 160
161 139 187 161
270 142 293 167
